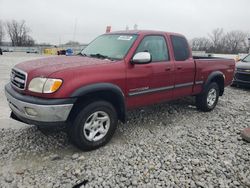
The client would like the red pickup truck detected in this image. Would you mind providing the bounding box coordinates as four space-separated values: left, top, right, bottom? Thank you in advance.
5 30 235 150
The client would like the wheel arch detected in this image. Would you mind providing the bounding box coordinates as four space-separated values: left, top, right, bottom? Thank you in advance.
203 71 225 96
69 83 126 123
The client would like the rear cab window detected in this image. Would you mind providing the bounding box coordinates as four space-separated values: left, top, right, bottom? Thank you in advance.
171 35 190 61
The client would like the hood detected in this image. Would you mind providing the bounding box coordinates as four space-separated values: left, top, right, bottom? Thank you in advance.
236 61 250 69
15 56 114 77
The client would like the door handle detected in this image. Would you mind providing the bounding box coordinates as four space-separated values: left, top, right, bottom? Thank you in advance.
165 67 171 71
177 66 182 70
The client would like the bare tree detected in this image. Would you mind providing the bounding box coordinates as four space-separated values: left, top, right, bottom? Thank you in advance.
190 37 212 52
0 20 4 45
6 20 35 46
223 31 248 54
23 35 35 46
191 28 250 54
209 28 224 53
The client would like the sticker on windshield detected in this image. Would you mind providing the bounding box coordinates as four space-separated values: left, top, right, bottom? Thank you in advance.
117 36 133 41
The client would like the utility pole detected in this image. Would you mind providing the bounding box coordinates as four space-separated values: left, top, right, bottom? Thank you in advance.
133 24 138 30
73 19 77 42
59 36 61 47
248 38 250 53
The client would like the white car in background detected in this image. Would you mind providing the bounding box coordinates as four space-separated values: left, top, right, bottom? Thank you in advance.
26 49 38 53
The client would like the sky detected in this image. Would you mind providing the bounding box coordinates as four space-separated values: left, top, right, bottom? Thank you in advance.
0 0 249 45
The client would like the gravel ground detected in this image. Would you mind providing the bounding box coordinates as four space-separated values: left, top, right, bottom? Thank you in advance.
0 53 250 187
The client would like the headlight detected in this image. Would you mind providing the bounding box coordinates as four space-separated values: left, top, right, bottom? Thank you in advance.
28 78 63 93
28 78 46 93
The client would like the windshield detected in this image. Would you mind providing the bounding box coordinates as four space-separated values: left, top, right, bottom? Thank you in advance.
242 54 250 63
81 34 137 60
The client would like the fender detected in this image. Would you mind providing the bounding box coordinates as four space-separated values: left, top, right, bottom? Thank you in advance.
202 71 225 95
70 83 126 122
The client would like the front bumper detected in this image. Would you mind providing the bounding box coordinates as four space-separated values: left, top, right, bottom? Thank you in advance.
233 71 250 86
5 83 76 126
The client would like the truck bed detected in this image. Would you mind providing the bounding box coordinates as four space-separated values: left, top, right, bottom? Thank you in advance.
194 57 235 89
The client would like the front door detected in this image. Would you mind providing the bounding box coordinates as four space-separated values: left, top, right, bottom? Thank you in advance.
126 35 174 108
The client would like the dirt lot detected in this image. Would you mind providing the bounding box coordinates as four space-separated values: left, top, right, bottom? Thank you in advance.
0 52 249 188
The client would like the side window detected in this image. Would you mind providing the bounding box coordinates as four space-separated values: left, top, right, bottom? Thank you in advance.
135 36 169 62
171 35 190 61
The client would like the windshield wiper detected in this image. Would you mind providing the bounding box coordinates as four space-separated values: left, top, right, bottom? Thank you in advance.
79 52 88 56
90 53 114 60
242 60 250 63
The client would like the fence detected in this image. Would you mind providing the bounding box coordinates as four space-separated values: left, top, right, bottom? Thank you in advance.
0 45 87 55
0 46 248 59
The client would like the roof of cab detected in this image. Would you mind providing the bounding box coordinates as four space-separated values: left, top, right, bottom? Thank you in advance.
108 30 185 38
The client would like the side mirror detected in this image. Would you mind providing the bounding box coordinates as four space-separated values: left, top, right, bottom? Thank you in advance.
132 52 151 64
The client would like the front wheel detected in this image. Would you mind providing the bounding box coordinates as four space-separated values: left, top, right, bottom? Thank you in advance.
196 82 219 112
68 100 118 151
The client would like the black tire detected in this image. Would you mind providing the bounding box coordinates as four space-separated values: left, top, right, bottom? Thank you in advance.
68 100 118 151
196 82 219 112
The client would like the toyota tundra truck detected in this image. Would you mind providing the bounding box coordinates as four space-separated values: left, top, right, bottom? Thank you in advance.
5 30 235 150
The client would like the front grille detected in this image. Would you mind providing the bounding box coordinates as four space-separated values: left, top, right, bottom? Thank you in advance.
237 68 250 73
11 68 27 90
235 73 250 82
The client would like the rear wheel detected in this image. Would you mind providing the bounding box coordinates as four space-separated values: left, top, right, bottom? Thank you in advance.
196 82 219 112
68 100 118 151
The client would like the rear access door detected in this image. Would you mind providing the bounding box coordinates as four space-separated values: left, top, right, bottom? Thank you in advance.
170 35 195 98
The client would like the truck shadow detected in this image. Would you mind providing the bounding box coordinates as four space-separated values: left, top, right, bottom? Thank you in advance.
126 96 196 124
230 85 250 91
110 96 197 144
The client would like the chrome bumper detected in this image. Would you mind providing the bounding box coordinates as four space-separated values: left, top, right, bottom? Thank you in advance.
5 89 73 123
